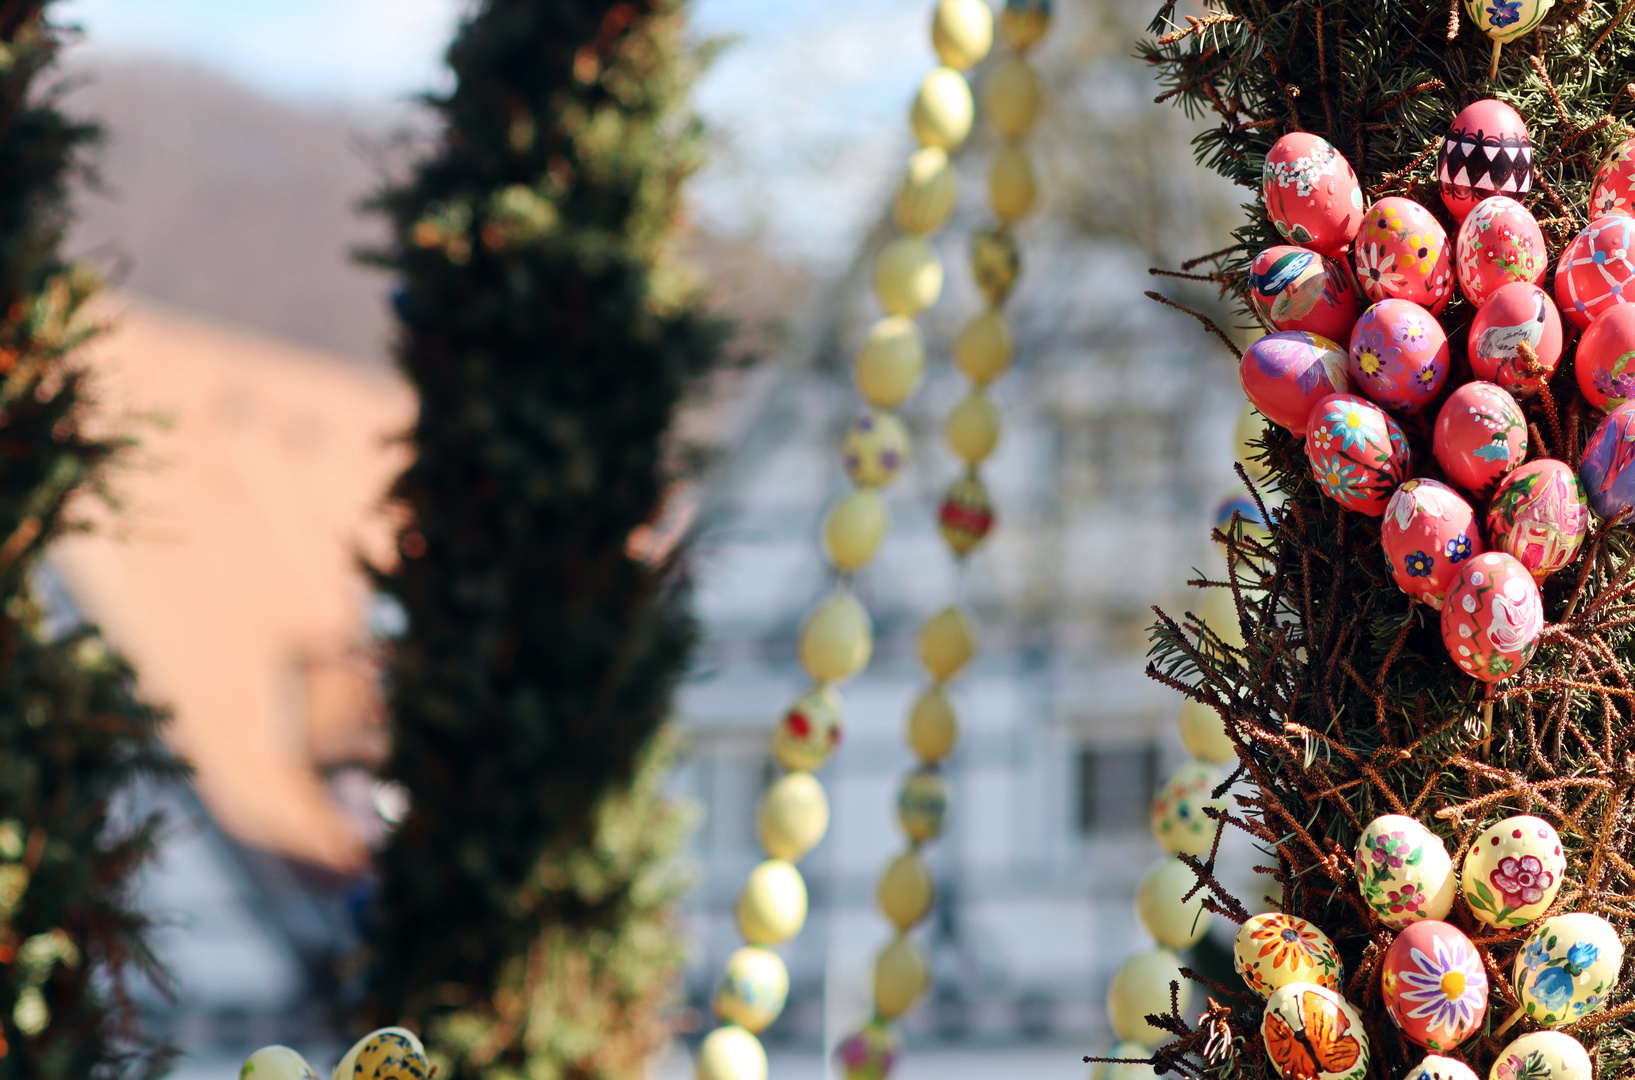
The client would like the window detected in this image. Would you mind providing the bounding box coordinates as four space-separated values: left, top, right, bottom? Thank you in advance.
1076 743 1158 835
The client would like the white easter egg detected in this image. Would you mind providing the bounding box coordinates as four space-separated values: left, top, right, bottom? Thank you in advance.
1353 814 1455 928
1136 857 1212 949
1489 1032 1591 1080
1461 815 1566 928
1108 948 1190 1044
1513 912 1624 1027
1151 762 1223 857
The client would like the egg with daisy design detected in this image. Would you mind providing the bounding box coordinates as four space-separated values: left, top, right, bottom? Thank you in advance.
1348 299 1449 413
1440 551 1544 682
1381 920 1489 1050
1354 198 1454 313
1381 479 1484 609
1232 912 1343 998
1514 913 1624 1027
1304 394 1411 516
1591 135 1635 217
1462 815 1565 928
1355 814 1456 928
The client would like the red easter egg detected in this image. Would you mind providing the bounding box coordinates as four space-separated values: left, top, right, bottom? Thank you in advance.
1249 246 1360 341
1590 136 1635 218
1440 552 1544 681
1381 920 1489 1050
1439 99 1533 223
1455 196 1547 307
1263 133 1365 257
1348 299 1449 414
1468 282 1562 393
1486 460 1589 581
1381 479 1484 609
1354 198 1455 313
1554 214 1635 330
1305 393 1412 516
1241 331 1352 436
1433 381 1528 497
1575 303 1635 412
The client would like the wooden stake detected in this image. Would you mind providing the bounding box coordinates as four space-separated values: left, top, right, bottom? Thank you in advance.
1490 38 1503 81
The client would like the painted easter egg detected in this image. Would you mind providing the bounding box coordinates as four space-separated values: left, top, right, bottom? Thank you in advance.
1263 133 1365 257
841 410 910 487
1261 983 1369 1080
1355 814 1457 927
1178 697 1234 764
1489 1032 1591 1080
1577 303 1635 411
1406 1056 1482 1080
242 1047 319 1080
1456 196 1547 306
772 688 843 772
1381 920 1489 1050
1250 246 1360 341
1137 856 1212 950
1213 494 1270 548
1580 402 1635 521
1232 912 1342 998
1591 136 1635 217
352 1029 429 1080
896 770 947 842
1462 815 1565 928
939 473 994 555
1440 99 1533 220
1354 198 1455 313
714 946 790 1033
1348 299 1449 412
1433 381 1528 497
1381 479 1484 609
1463 0 1554 43
1469 281 1562 393
1240 331 1351 436
1440 551 1545 682
1150 761 1222 857
834 1020 898 1080
1304 394 1412 516
1485 461 1589 581
1109 949 1191 1044
1555 214 1635 330
1514 913 1625 1027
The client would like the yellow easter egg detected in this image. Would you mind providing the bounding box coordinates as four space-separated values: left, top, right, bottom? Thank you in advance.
985 55 1042 138
350 1028 429 1080
945 390 1000 465
877 851 935 931
823 488 889 574
1198 587 1245 651
989 144 1037 223
908 687 960 763
758 771 830 861
955 310 1013 385
938 473 995 556
1461 815 1566 928
1136 857 1211 950
1233 913 1342 998
1108 949 1190 1044
893 147 957 237
1177 698 1235 764
874 236 944 317
971 228 1020 304
735 858 809 945
897 770 948 843
696 1025 767 1080
918 605 977 679
931 0 993 70
841 410 911 489
873 936 929 1019
1000 0 1052 50
773 687 844 772
1354 814 1456 928
242 1046 319 1080
1090 1042 1159 1080
910 67 974 150
1234 403 1273 481
1151 762 1223 857
856 316 926 409
799 590 873 684
714 947 790 1033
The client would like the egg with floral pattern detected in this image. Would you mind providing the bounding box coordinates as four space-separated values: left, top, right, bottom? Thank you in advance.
834 1020 899 1080
1575 303 1635 412
1591 136 1635 218
841 410 910 487
1440 551 1544 682
1433 381 1528 497
1381 920 1489 1050
1579 401 1635 520
1240 331 1352 435
1355 814 1456 928
1406 1055 1482 1080
1440 99 1533 220
1486 461 1589 581
1513 914 1624 1028
1555 214 1635 330
1232 912 1342 999
1150 761 1222 857
1456 196 1547 307
1348 299 1450 413
1462 815 1565 928
1463 0 1554 43
1354 198 1455 313
1304 394 1412 516
1490 1032 1592 1080
1469 282 1562 393
1381 479 1484 609
1250 246 1361 341
1261 983 1370 1080
1263 134 1365 257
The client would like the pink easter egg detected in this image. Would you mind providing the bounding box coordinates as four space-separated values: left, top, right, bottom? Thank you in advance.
1486 460 1589 580
1554 214 1635 330
1348 299 1450 413
1468 282 1562 393
1432 381 1528 497
1263 133 1365 257
1381 920 1489 1050
1305 393 1412 516
1575 303 1635 411
1354 198 1455 313
1249 245 1360 341
1590 136 1635 218
1439 99 1533 222
1381 479 1484 609
1440 552 1544 681
1241 331 1352 436
1455 196 1547 307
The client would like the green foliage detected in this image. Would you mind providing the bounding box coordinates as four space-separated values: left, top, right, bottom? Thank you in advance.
361 1 721 1076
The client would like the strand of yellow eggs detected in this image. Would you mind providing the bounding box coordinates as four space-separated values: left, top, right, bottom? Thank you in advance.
830 4 1050 1079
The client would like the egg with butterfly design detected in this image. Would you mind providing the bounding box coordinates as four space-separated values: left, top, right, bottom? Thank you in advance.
1250 245 1360 341
1261 982 1370 1080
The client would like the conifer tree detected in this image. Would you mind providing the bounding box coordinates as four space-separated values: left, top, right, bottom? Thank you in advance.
361 1 720 1076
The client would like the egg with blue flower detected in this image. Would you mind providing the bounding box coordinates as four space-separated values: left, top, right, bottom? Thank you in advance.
1381 479 1484 610
1464 0 1554 44
1303 394 1411 517
1513 913 1623 1027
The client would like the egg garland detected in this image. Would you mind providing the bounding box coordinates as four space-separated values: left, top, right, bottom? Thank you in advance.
1575 303 1635 412
1554 214 1635 331
1250 245 1361 341
1241 331 1352 435
1485 461 1589 581
1440 552 1545 683
1233 912 1343 998
1260 983 1369 1080
1355 814 1457 927
1433 381 1528 498
1354 198 1454 313
1440 99 1533 221
1513 913 1624 1027
1468 281 1562 393
937 472 995 555
1381 478 1484 609
1489 1032 1592 1080
1380 920 1489 1050
1579 402 1635 521
1304 393 1412 516
1347 299 1449 413
1455 196 1547 307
